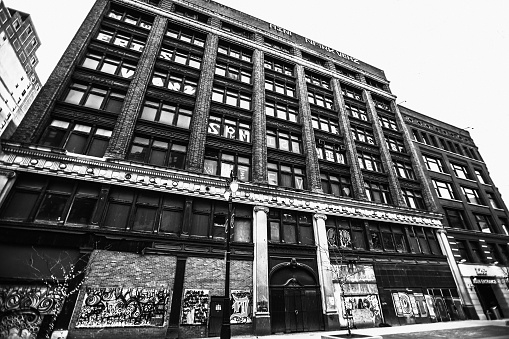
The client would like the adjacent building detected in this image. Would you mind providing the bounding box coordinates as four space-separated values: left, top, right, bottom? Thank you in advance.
0 0 506 338
0 0 42 138
401 106 509 321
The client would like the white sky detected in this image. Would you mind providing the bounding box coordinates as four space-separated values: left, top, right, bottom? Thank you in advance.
11 0 509 204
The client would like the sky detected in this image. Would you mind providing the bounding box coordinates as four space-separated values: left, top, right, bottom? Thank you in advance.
11 0 509 203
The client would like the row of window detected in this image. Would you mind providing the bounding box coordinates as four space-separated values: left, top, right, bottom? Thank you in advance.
326 218 440 255
413 128 480 160
1 173 427 246
444 208 509 235
432 179 501 208
457 239 509 265
423 154 488 184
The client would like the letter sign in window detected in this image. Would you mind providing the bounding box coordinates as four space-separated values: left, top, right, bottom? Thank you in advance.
208 122 220 135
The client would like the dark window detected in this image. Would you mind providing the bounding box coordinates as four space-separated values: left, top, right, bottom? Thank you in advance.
0 174 100 225
305 71 330 90
218 42 252 62
473 213 494 233
39 119 112 157
174 4 208 23
364 181 391 204
265 101 298 123
308 90 334 109
351 125 376 145
203 149 250 182
140 99 193 129
81 52 137 78
267 162 305 190
301 52 325 66
268 209 313 245
267 129 302 154
320 173 352 198
63 82 125 113
208 115 251 143
316 143 346 164
372 97 391 111
461 186 483 205
394 161 416 180
151 70 197 95
264 37 292 54
221 22 253 39
96 27 146 52
443 208 468 229
107 6 153 29
341 85 363 101
402 189 425 209
264 56 293 76
312 114 339 135
215 62 251 84
127 136 187 169
191 198 252 242
326 217 366 249
167 23 205 47
103 187 185 233
159 46 202 69
358 153 383 172
346 102 368 121
212 85 251 109
335 65 357 79
265 77 295 97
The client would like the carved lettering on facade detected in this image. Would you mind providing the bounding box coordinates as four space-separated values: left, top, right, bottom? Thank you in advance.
269 23 292 36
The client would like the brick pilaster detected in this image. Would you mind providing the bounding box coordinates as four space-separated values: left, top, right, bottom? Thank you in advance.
329 78 367 200
295 65 322 193
251 49 267 184
11 0 109 143
364 91 405 207
393 103 438 212
105 15 167 159
186 32 219 172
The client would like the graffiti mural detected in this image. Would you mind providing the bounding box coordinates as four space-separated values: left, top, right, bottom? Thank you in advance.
344 294 382 326
75 287 170 328
0 285 65 339
180 289 209 325
230 290 252 324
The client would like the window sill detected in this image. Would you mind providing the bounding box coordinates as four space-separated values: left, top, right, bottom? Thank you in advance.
466 202 490 208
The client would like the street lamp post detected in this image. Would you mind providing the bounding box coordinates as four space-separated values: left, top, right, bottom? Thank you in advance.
220 170 238 339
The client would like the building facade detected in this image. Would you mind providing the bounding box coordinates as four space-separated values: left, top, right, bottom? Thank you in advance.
0 0 506 338
401 106 509 322
0 0 42 138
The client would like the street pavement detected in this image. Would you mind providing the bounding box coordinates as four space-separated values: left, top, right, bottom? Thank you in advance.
225 319 509 339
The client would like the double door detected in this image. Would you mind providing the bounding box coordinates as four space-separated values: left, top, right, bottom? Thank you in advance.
270 287 323 333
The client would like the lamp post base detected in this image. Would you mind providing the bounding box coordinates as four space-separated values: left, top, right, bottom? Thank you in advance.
220 323 231 339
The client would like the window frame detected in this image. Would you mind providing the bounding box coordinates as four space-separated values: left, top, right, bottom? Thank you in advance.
127 135 187 169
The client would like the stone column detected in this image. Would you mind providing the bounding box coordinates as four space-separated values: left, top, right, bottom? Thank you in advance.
253 206 271 335
393 103 438 212
363 91 405 206
251 48 267 184
329 76 367 200
105 15 167 158
294 65 322 193
12 0 109 143
436 229 476 317
314 213 340 330
185 21 220 172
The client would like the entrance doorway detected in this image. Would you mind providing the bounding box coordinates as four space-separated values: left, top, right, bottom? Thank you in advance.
269 262 324 333
208 296 224 336
475 283 503 320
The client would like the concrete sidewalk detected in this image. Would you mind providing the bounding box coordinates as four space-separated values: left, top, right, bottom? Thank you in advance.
226 319 509 339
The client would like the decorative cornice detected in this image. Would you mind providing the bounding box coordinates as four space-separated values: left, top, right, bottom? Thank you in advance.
253 206 269 214
0 142 444 228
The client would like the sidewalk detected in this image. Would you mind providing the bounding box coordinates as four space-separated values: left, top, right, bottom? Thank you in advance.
229 319 508 339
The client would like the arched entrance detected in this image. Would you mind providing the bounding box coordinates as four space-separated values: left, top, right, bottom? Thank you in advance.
269 259 324 333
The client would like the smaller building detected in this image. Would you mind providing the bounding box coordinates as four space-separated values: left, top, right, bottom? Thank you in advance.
401 105 509 321
0 0 42 138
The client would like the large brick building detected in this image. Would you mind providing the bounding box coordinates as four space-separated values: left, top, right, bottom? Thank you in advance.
0 0 507 338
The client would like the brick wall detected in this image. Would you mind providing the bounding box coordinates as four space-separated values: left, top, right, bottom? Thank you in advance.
180 257 253 338
68 250 177 339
